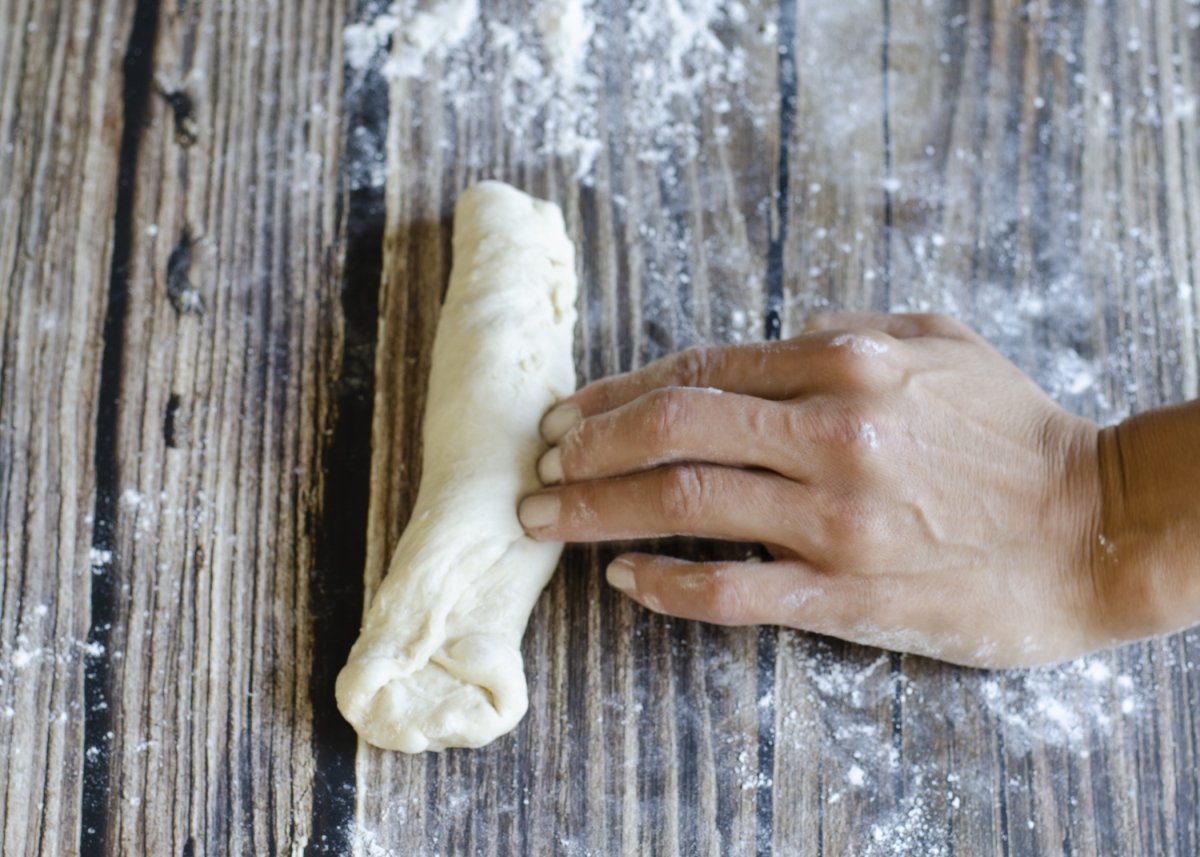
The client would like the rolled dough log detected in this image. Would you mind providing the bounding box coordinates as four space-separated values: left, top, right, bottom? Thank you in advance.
335 181 578 752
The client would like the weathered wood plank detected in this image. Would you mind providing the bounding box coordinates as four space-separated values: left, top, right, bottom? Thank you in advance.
0 2 130 855
3 0 1198 853
66 0 351 853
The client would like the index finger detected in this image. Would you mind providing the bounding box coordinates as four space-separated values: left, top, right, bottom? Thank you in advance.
802 312 987 344
542 333 899 441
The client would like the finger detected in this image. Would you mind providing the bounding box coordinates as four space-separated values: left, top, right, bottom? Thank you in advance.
802 312 985 343
605 553 883 639
608 553 957 659
539 387 811 485
541 335 897 441
519 463 823 549
560 344 799 424
603 554 820 625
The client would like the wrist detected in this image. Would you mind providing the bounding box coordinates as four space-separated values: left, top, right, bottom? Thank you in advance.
1091 401 1200 642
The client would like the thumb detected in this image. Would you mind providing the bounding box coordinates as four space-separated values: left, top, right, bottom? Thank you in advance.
604 553 842 628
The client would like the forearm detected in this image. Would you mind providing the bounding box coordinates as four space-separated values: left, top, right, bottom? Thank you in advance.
1094 399 1200 640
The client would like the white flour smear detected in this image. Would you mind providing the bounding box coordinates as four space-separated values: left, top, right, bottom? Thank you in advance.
775 634 1170 854
346 0 772 182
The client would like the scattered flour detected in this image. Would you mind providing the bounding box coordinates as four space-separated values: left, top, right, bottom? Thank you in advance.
342 10 402 70
9 645 40 670
832 333 890 356
78 640 105 658
535 0 593 80
344 0 768 182
1 631 111 674
863 795 948 857
384 0 479 80
770 634 1160 852
974 655 1145 751
344 0 479 80
1046 345 1098 397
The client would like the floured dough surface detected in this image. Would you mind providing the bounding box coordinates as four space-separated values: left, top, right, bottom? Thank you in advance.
336 181 578 752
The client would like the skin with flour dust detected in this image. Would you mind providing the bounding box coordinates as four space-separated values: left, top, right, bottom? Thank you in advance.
520 312 1200 668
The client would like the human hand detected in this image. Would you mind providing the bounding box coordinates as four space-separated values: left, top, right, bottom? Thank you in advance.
518 313 1118 668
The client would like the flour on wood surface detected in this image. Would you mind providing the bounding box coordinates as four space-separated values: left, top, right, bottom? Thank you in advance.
776 635 1175 852
343 0 771 349
342 628 1181 854
344 0 770 183
385 0 479 79
343 0 477 78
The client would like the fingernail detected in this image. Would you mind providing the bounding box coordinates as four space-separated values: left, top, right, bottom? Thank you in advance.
518 494 560 529
606 559 636 593
537 446 564 484
541 405 581 444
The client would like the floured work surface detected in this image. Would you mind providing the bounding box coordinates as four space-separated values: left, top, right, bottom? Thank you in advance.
2 0 1199 855
351 2 1200 855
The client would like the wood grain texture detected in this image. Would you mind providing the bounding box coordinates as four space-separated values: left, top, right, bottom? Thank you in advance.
3 0 352 854
0 2 128 855
85 0 351 852
1 0 1198 855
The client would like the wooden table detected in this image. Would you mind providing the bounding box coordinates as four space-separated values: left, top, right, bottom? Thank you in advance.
3 0 1198 854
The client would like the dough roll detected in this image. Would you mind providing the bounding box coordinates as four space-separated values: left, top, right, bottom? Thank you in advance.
336 181 578 752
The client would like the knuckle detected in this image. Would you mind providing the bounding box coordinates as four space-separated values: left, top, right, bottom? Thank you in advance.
647 388 689 444
558 415 587 455
817 404 884 453
659 464 709 528
824 335 894 389
703 577 747 625
781 401 824 438
673 346 712 386
555 418 596 478
778 404 816 442
919 312 969 339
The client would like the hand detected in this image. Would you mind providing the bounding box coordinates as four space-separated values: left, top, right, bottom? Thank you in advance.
518 313 1115 668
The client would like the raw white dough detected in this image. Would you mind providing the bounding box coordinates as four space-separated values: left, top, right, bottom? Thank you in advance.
336 181 578 752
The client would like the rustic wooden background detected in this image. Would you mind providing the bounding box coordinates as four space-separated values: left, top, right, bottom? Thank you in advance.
2 0 1198 854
